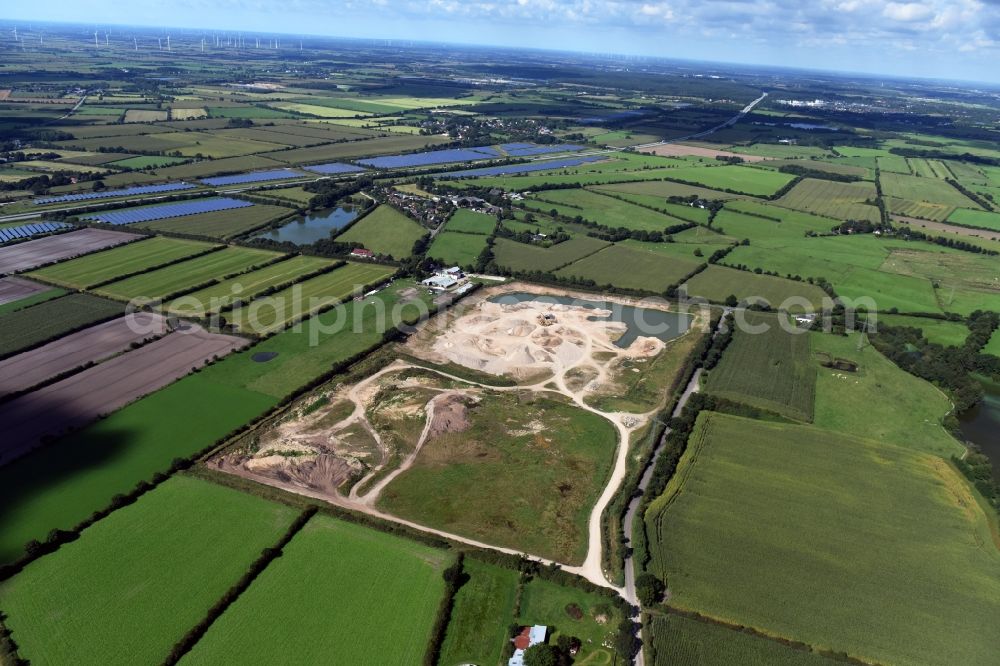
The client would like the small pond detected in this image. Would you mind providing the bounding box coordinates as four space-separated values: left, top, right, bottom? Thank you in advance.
959 378 1000 482
253 206 357 245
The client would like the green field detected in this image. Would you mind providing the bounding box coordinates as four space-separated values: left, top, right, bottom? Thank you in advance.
705 312 816 421
445 208 496 234
109 155 188 169
379 393 617 564
775 178 880 221
643 411 1000 666
336 205 427 259
591 178 745 202
517 577 622 663
0 282 432 564
0 285 67 315
181 514 449 665
947 207 1000 232
493 236 610 273
647 614 836 666
0 476 299 666
661 164 796 197
555 242 702 292
135 203 294 239
95 246 281 301
0 293 122 357
438 558 520 666
878 313 969 347
28 237 214 288
881 171 980 208
685 265 828 311
527 188 692 232
166 255 333 316
227 262 396 334
426 231 489 267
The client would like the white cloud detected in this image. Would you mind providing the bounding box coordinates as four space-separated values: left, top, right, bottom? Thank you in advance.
883 2 933 22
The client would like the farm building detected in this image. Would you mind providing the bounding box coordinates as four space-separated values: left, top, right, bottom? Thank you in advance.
421 274 459 291
508 625 548 666
350 248 374 259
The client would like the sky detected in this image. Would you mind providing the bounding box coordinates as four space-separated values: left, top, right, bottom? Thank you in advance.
3 0 1000 83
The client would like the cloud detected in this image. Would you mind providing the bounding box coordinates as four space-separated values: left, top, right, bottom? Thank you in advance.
883 2 933 22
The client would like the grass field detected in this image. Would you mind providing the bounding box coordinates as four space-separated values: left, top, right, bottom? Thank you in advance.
647 614 836 666
660 164 796 197
226 262 396 334
775 178 880 221
878 313 969 347
685 265 827 311
426 231 489 267
0 286 66 315
555 243 702 292
0 476 299 666
446 208 496 234
493 236 610 273
811 332 962 457
95 246 281 301
265 134 450 165
28 237 214 288
379 393 617 564
527 188 692 232
587 178 744 202
0 282 432 564
705 312 816 421
135 203 293 239
336 205 427 259
166 255 333 316
947 207 1000 231
438 558 520 666
643 411 1000 666
108 155 188 169
181 514 450 665
517 577 622 663
881 171 980 208
0 293 122 357
886 196 954 221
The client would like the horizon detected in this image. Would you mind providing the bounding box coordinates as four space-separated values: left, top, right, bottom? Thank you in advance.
2 0 1000 85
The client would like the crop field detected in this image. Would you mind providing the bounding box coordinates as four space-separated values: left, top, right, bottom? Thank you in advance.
705 312 816 421
28 237 214 288
438 559 520 666
685 265 827 311
181 514 449 665
108 155 188 169
95 246 281 301
658 164 795 196
880 171 979 208
426 231 489 267
876 154 911 174
643 412 1000 666
154 155 287 179
134 203 293 239
166 255 331 316
379 393 617 564
647 614 835 666
885 196 954 221
879 246 1000 314
0 476 299 666
265 134 450 164
0 293 122 358
492 236 610 273
591 178 744 202
587 189 715 224
123 109 168 123
527 188 688 232
0 285 65 315
0 228 142 274
947 207 1000 231
257 186 315 205
775 178 880 221
336 205 427 259
226 262 395 334
556 243 702 292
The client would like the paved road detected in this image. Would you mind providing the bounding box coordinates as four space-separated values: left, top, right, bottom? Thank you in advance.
634 91 768 148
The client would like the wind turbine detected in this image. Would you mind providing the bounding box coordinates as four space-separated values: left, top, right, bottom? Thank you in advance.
166 35 171 51
94 31 99 48
105 32 109 47
13 26 17 42
134 36 138 51
256 37 260 48
157 36 162 50
201 37 205 52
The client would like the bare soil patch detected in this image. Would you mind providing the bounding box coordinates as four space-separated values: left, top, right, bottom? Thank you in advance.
0 276 48 306
638 143 768 162
0 228 141 275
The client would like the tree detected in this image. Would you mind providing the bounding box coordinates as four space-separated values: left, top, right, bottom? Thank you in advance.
635 573 666 606
92 180 106 191
724 294 739 307
523 644 559 666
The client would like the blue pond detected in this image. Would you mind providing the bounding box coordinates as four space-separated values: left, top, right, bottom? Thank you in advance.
253 206 358 245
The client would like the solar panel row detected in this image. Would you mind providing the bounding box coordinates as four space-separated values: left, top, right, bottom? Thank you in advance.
439 155 606 179
83 198 254 226
303 163 367 175
0 222 72 243
201 169 304 186
357 145 502 169
33 183 196 205
501 143 586 156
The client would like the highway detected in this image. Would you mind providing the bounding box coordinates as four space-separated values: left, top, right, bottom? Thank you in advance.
634 91 768 148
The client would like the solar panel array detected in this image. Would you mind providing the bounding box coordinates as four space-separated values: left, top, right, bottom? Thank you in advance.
304 162 367 175
201 169 304 186
501 143 586 156
440 155 607 179
0 222 72 243
357 146 501 169
34 183 197 205
83 198 254 226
